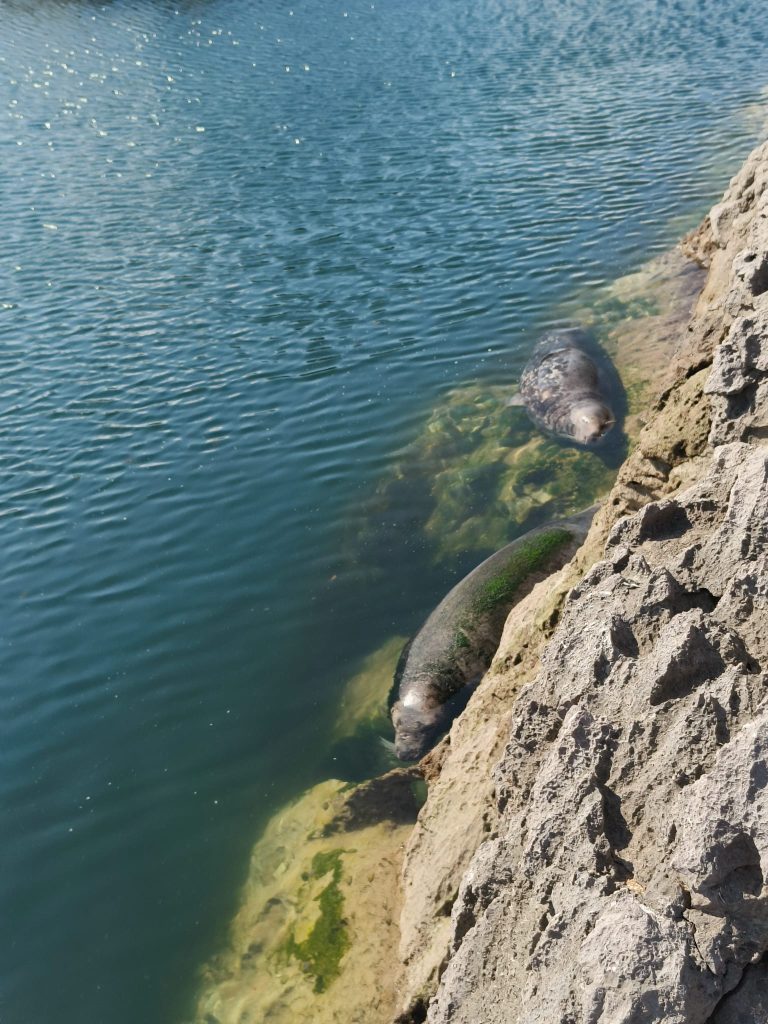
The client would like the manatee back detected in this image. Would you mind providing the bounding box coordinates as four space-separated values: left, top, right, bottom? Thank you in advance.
520 330 611 440
525 332 600 395
528 328 590 363
398 507 597 703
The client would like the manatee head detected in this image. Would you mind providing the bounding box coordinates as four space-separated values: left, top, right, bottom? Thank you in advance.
569 399 614 445
391 698 446 762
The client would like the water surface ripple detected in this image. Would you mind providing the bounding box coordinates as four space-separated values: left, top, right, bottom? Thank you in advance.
1 1 766 1021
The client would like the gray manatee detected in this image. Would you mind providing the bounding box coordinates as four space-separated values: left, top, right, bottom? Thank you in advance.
518 329 615 445
391 506 596 761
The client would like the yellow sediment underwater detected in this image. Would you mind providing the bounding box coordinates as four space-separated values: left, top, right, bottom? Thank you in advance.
195 773 421 1024
332 635 408 743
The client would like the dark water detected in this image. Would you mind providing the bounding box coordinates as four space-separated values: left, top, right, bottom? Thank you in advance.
1 0 766 1020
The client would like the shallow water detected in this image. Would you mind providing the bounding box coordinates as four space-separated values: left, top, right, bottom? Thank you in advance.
1 1 767 1021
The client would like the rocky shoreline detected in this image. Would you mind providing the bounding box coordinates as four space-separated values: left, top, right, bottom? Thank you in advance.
196 141 768 1024
405 139 768 1023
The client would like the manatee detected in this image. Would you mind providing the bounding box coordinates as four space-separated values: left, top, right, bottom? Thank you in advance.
390 507 596 761
517 329 615 445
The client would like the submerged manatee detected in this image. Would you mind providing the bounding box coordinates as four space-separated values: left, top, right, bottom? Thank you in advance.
518 329 615 445
391 507 596 760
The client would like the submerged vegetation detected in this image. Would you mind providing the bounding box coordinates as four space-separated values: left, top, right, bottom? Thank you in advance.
352 247 703 566
333 636 408 743
358 387 617 562
329 635 408 779
196 778 415 1023
279 849 350 994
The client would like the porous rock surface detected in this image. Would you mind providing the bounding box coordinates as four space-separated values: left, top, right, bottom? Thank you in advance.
428 447 768 1023
402 140 768 1023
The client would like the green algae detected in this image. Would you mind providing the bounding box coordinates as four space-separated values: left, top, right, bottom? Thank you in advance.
377 383 616 562
423 409 616 559
351 247 703 567
419 530 576 707
196 779 413 1024
586 290 661 328
450 628 471 652
623 377 652 418
468 528 571 618
280 849 351 994
354 384 618 562
410 776 428 808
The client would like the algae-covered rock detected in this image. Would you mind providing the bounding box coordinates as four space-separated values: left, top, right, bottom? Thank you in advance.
278 848 350 995
195 771 420 1024
423 401 617 559
326 636 409 781
359 384 616 563
355 246 703 564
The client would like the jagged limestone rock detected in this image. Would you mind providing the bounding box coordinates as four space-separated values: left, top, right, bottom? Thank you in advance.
711 957 768 1023
427 445 768 1023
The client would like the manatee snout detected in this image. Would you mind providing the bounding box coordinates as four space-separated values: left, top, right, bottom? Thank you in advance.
570 400 615 445
392 701 446 762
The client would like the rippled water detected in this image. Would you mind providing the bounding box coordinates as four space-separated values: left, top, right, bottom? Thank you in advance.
1 1 766 1021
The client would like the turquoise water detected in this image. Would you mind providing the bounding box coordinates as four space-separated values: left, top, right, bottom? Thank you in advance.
1 0 766 1021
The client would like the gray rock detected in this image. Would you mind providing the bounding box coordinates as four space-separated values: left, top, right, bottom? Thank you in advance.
427 447 768 1024
706 312 768 444
710 958 768 1024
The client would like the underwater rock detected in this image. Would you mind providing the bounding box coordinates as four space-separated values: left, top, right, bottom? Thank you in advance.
391 507 596 761
195 770 421 1024
415 390 617 560
517 329 616 445
352 246 703 564
327 635 410 781
333 635 409 743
